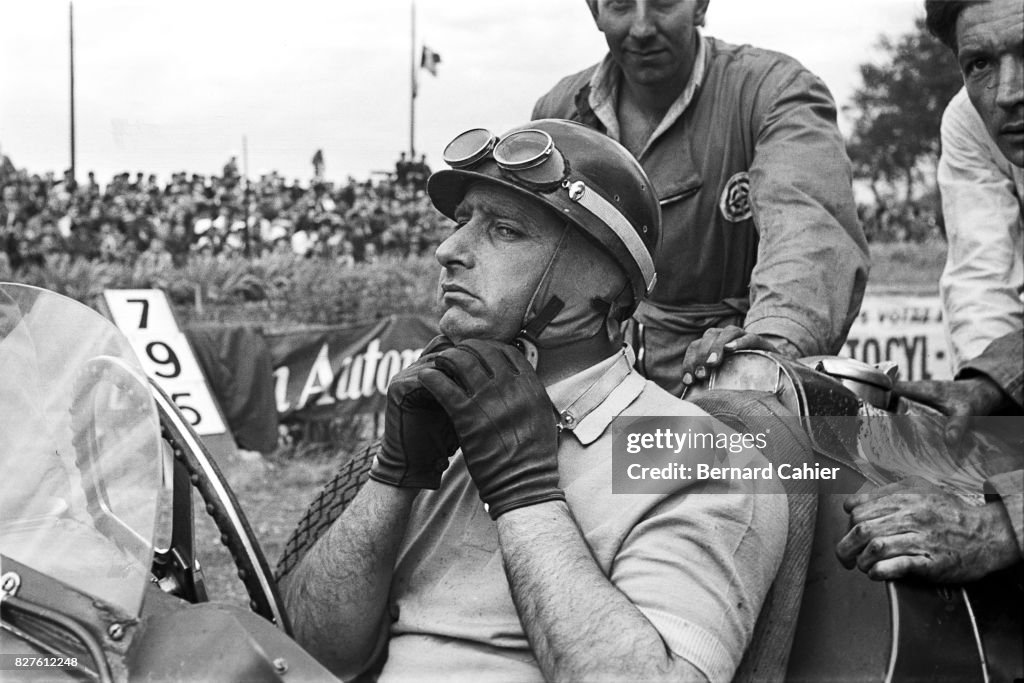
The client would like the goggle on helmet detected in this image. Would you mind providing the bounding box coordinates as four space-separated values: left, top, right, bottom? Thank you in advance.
426 119 661 314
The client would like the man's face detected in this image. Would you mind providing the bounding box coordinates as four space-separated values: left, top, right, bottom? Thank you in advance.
435 183 565 343
594 0 709 89
956 0 1024 167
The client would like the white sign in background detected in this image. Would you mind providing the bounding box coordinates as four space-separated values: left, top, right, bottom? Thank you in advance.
103 289 227 435
844 294 952 382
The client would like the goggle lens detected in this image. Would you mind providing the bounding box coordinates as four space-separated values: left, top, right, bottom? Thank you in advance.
443 127 567 189
493 129 553 170
443 128 496 169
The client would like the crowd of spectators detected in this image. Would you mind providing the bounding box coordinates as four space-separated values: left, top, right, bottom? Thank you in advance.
0 152 454 274
1 148 946 276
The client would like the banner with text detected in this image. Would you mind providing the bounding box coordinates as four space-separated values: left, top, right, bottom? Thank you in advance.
259 295 952 441
844 294 951 381
263 314 437 439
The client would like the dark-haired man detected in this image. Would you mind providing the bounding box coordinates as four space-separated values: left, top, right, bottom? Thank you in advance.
925 0 1023 372
533 0 869 395
839 0 1023 584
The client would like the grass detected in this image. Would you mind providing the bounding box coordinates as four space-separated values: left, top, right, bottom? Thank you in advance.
2 253 442 329
866 238 946 294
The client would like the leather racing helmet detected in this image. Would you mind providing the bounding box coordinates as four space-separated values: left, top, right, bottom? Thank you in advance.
427 119 661 317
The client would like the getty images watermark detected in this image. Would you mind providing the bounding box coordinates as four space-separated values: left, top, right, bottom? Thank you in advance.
612 416 839 494
610 414 1023 495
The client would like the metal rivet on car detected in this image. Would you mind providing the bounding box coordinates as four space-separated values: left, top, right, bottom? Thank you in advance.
0 572 20 596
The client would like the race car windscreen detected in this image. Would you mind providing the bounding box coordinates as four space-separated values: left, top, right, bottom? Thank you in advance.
0 283 163 618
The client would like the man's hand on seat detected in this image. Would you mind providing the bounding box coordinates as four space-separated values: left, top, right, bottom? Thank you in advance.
370 335 460 489
836 478 1020 583
681 325 784 388
895 376 1007 446
419 339 563 519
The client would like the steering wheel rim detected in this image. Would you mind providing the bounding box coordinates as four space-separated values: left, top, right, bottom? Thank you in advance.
149 380 292 635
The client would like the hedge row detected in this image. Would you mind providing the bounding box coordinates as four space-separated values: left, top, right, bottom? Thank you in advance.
1 240 947 329
1 254 442 329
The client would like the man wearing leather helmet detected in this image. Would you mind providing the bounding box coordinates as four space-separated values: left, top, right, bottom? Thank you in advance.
283 119 787 682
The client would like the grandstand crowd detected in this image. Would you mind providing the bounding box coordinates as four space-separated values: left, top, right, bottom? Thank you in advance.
0 152 453 274
0 148 944 275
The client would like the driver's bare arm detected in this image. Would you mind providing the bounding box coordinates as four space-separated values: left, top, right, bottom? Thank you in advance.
420 340 703 678
282 482 417 677
497 502 707 682
418 339 783 680
283 342 458 676
420 340 696 678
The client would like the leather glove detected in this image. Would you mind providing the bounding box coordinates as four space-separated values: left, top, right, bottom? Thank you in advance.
419 339 563 519
369 335 459 489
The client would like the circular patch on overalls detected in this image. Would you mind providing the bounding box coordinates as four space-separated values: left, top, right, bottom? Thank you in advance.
719 171 752 223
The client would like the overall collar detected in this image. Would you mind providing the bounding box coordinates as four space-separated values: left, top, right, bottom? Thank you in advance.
585 30 709 158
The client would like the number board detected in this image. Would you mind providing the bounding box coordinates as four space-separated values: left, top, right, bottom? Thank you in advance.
103 289 227 436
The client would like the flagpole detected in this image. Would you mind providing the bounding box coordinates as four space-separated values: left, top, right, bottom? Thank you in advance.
409 0 416 158
69 1 77 184
242 135 251 257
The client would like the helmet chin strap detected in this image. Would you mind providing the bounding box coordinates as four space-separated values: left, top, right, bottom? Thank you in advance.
514 222 570 367
516 220 627 363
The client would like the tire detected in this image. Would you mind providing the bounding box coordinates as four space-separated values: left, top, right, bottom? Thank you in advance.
274 439 379 581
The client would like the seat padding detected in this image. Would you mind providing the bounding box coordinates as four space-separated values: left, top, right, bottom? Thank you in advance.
690 390 818 683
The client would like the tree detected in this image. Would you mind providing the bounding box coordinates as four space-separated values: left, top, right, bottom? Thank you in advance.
845 18 964 203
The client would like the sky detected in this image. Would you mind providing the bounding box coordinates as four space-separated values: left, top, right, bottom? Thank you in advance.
1 0 926 184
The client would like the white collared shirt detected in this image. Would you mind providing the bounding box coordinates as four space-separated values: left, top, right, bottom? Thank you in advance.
938 88 1024 371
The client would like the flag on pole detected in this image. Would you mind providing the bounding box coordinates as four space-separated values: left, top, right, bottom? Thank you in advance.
420 46 441 76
